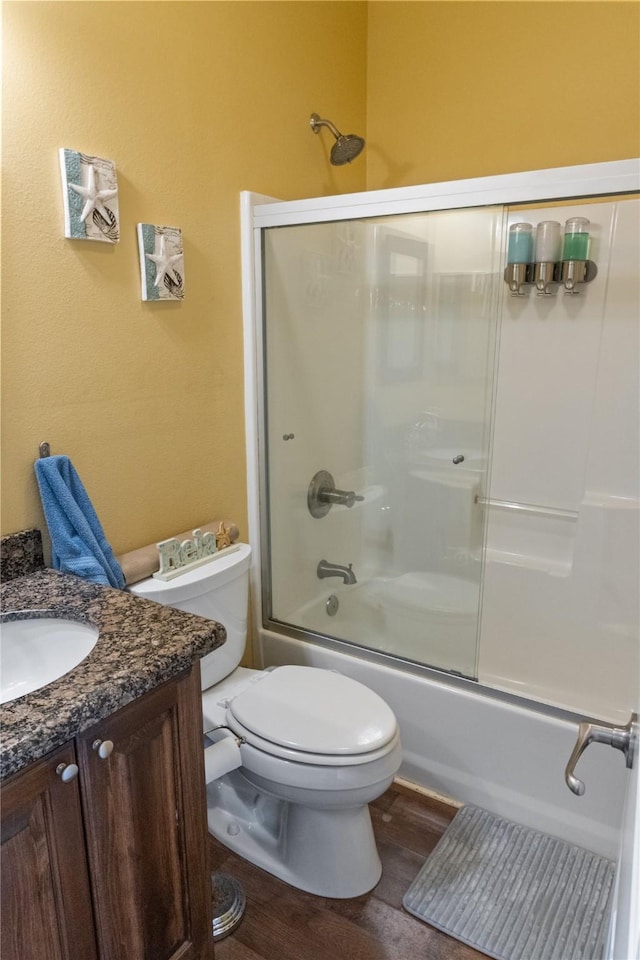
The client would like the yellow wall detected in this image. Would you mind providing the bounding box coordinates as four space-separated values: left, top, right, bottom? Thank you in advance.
1 0 367 551
367 1 640 188
2 0 639 557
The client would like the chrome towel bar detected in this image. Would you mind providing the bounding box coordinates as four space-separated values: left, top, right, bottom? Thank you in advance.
475 496 578 521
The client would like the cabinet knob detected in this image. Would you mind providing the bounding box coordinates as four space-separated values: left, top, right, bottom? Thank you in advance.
56 762 79 782
92 739 114 759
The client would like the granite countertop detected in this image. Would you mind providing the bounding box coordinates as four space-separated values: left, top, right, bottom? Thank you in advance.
0 568 226 780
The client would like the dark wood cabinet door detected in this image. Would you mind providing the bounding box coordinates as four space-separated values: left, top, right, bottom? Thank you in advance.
0 742 98 960
77 666 212 960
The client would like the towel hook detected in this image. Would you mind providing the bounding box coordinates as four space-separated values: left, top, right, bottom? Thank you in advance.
39 442 51 458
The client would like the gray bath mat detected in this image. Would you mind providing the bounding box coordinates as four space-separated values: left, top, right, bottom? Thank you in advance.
403 805 615 960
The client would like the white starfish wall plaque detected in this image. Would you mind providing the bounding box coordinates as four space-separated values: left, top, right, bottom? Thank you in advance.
145 233 183 289
137 224 185 301
59 149 120 242
69 163 118 223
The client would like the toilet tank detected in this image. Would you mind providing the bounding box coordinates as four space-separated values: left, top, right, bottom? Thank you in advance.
129 543 252 689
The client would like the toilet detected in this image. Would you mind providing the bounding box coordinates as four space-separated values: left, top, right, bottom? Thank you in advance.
130 543 402 898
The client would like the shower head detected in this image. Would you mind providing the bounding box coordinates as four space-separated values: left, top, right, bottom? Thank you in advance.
330 133 366 166
310 113 365 166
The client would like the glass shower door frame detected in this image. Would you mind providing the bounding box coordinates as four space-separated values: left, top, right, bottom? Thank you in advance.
241 160 639 674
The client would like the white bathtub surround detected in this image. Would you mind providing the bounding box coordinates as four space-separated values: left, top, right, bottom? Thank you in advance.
479 200 639 724
248 188 638 726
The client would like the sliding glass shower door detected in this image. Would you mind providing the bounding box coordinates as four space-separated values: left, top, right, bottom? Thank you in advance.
262 206 503 678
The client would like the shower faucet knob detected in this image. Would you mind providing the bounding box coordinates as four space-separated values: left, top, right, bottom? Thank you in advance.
320 488 364 508
308 470 364 518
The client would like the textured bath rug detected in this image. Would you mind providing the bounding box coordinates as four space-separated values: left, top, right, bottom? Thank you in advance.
402 804 615 960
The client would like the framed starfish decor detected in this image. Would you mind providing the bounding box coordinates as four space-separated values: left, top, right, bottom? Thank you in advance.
137 224 185 301
59 149 120 243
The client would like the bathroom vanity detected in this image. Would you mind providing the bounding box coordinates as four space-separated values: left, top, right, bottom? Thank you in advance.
0 537 224 960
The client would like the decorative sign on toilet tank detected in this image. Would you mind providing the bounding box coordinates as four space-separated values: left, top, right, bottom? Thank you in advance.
154 528 218 580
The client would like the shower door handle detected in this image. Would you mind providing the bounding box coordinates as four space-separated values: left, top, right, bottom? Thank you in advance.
564 713 636 796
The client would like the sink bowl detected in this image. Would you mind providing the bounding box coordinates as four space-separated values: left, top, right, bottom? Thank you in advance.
0 614 99 705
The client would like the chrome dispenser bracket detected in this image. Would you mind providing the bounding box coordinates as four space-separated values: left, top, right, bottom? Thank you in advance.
533 261 559 296
565 712 636 796
504 263 530 297
562 259 598 294
504 260 597 297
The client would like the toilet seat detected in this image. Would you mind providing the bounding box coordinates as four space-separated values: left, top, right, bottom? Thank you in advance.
225 665 398 766
227 715 401 767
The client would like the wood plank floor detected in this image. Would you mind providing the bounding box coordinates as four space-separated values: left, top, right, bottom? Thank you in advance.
210 783 487 960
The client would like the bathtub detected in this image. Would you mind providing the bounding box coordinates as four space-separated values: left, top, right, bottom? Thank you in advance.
256 620 627 860
290 574 479 678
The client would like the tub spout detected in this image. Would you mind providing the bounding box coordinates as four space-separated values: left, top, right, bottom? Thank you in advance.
317 559 357 585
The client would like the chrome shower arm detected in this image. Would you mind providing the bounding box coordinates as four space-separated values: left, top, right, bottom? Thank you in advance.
310 113 342 140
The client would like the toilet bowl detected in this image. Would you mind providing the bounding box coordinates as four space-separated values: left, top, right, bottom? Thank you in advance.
130 544 402 898
203 664 402 897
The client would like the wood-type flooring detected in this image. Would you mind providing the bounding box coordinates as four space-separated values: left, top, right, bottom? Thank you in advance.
210 783 487 960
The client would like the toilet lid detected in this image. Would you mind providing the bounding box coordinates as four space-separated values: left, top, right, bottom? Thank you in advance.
227 665 397 756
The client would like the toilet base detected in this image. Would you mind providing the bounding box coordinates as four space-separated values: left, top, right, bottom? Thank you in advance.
206 769 383 898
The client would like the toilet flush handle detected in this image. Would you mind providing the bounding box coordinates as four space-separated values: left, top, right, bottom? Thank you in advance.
564 713 636 796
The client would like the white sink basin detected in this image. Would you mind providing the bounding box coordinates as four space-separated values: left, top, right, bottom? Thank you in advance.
0 615 100 705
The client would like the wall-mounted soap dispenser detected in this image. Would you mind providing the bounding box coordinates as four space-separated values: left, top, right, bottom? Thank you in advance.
505 222 533 296
533 221 562 295
561 217 597 294
504 216 597 297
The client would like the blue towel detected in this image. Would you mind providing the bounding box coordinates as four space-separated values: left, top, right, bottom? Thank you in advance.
34 455 125 589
